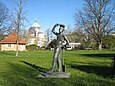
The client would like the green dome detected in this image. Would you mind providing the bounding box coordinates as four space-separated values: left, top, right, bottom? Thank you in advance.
31 21 40 28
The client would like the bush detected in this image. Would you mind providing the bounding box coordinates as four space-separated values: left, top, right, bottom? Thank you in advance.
103 35 115 50
26 44 40 50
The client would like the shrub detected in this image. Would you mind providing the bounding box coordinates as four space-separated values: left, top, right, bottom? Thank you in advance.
103 35 115 50
26 44 40 50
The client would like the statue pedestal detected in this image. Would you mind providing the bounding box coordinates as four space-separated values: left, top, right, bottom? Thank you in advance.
36 72 71 78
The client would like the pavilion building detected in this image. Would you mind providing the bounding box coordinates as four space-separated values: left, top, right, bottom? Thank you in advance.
28 20 47 47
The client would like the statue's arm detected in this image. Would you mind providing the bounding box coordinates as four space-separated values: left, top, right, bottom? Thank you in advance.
64 35 69 45
52 24 59 35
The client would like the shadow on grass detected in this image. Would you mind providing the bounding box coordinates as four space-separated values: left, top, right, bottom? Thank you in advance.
20 61 49 73
70 64 115 77
6 62 72 86
6 62 39 85
80 53 115 58
4 62 115 86
69 61 111 67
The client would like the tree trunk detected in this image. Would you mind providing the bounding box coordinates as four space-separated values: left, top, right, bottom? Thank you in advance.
98 42 102 50
16 40 19 57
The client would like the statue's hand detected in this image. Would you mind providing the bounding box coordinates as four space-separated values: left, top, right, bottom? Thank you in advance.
66 42 69 46
55 24 59 27
60 24 65 28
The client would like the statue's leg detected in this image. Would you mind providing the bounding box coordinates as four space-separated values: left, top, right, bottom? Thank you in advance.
51 48 59 72
57 47 62 72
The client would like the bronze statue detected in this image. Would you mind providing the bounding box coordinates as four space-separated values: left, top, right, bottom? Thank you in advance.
50 24 69 72
37 24 71 78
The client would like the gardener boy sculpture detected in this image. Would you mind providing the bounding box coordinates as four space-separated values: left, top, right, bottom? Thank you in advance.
50 24 69 73
37 24 71 78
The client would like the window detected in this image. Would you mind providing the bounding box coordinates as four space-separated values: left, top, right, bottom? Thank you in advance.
8 44 11 48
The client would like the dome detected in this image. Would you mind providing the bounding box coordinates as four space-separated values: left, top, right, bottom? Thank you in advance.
31 20 40 28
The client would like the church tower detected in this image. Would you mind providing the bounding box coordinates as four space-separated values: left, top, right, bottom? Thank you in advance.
28 19 47 47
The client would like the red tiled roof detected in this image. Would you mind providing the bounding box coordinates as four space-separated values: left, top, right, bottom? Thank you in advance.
0 32 27 44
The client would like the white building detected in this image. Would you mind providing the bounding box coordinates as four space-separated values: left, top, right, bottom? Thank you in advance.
28 20 47 47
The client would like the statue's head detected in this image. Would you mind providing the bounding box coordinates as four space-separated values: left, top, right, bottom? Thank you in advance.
59 24 65 33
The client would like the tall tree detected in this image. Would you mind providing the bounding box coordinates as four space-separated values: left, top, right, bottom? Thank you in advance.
12 0 27 57
75 0 115 50
0 1 10 34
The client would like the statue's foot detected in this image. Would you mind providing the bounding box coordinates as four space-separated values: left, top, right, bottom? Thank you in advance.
57 69 61 72
47 70 53 74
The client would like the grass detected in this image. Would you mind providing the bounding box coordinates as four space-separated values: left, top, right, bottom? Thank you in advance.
0 50 115 86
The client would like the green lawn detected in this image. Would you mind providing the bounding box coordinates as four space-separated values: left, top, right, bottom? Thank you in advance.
0 50 115 86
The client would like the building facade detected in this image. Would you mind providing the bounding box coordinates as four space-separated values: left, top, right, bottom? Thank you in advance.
28 20 47 47
0 32 26 51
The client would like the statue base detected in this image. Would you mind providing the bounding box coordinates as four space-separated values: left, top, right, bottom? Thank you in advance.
36 72 71 78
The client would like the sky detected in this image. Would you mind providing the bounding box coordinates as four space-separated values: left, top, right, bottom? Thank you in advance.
2 0 84 32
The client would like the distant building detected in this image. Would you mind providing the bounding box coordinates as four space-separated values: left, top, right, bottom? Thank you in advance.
110 33 115 36
28 20 47 47
66 43 81 50
0 32 27 51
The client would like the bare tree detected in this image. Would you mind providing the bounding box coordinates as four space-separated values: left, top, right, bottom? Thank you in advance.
12 0 27 57
64 25 72 35
46 28 54 41
0 1 10 34
75 0 115 50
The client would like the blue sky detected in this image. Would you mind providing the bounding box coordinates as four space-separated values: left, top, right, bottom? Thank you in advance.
3 0 84 32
